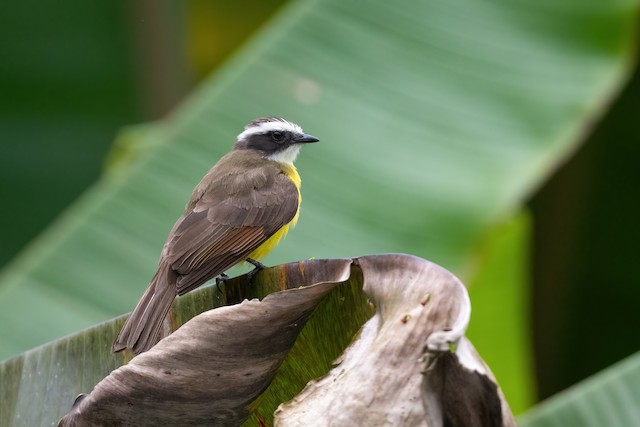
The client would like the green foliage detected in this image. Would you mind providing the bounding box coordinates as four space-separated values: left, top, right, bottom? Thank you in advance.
0 1 138 267
529 65 640 397
467 212 535 414
519 352 640 427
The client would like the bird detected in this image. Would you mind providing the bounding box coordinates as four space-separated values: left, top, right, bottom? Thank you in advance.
112 116 319 355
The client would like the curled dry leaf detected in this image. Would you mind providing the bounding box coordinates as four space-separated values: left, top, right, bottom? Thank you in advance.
274 254 516 427
58 255 515 426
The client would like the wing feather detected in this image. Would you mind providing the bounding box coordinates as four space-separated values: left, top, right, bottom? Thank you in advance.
164 168 298 295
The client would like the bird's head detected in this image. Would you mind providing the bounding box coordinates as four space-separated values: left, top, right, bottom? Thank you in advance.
234 117 319 164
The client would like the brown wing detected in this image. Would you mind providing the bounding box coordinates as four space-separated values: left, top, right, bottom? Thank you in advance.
164 169 298 295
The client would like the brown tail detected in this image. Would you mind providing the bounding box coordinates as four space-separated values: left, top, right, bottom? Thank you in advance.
112 262 178 355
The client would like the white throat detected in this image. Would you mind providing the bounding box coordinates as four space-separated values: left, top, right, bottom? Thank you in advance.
266 144 301 165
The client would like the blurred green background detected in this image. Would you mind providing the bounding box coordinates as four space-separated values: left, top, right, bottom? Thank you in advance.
0 0 639 422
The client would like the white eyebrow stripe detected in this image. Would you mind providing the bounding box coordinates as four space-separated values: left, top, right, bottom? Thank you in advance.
237 120 303 141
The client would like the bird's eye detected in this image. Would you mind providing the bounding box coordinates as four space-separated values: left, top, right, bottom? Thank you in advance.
271 131 285 142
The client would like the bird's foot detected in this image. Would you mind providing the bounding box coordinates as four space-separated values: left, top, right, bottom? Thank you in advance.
215 272 229 293
246 258 267 282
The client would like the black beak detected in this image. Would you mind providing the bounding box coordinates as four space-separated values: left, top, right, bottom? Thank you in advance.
294 133 319 143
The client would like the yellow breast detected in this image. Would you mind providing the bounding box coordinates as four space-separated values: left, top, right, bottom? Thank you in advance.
246 164 301 261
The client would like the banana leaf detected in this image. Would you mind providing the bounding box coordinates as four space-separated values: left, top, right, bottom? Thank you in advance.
519 351 640 427
2 255 516 426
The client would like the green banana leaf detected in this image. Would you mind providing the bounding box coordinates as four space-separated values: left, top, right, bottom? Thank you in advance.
0 0 638 418
519 351 640 427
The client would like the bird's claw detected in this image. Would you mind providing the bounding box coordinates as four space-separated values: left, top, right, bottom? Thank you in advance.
246 258 266 282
